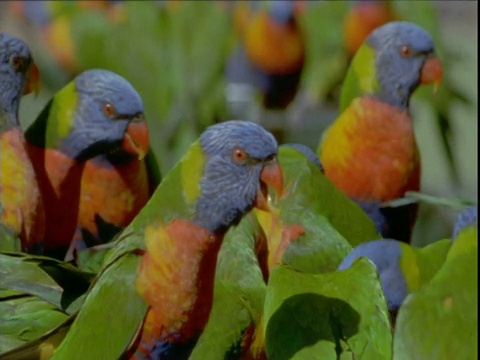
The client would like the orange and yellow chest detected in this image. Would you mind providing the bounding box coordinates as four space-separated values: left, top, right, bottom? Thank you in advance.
78 156 149 237
1 127 45 248
136 219 223 342
319 97 420 202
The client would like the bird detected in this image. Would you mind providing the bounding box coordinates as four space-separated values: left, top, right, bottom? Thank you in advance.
25 69 151 260
342 1 471 184
226 1 305 141
0 32 44 253
318 21 443 243
190 143 380 359
49 120 283 359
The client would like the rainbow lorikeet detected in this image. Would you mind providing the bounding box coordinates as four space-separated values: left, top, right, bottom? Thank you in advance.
50 120 283 359
226 1 305 113
192 143 381 359
25 69 151 259
318 21 443 243
0 32 44 252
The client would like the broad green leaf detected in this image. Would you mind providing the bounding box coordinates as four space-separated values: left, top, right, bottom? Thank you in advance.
75 244 112 274
0 295 68 354
0 253 92 312
0 314 75 360
264 259 392 360
394 227 477 359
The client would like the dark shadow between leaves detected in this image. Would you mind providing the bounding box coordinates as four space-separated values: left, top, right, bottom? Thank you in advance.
266 293 360 360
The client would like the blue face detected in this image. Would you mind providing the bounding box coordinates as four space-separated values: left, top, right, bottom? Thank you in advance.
367 21 436 108
195 120 278 233
61 69 145 160
0 33 33 123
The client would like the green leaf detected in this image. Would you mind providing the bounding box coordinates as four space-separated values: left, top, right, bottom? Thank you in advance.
0 253 92 313
75 244 112 274
393 227 477 359
0 314 75 360
264 259 392 360
0 295 68 354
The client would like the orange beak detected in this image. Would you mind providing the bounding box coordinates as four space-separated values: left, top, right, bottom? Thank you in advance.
23 61 41 96
121 115 150 160
420 55 443 92
255 158 284 212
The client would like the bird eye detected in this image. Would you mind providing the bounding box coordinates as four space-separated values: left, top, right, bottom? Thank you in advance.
11 55 23 71
233 147 248 163
400 45 413 58
102 102 116 117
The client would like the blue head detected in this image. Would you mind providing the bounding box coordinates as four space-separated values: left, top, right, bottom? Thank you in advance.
367 21 441 108
0 33 37 128
195 120 282 234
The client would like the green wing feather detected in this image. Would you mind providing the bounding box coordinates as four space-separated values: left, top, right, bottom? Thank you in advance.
190 214 267 359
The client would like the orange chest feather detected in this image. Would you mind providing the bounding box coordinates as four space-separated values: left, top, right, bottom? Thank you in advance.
136 219 222 342
320 97 420 201
78 157 149 236
1 128 45 248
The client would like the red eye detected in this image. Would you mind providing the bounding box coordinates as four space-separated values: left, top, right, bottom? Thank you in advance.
400 45 413 58
233 147 247 163
102 102 116 117
11 55 23 71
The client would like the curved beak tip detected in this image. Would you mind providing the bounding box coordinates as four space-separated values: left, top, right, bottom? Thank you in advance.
421 56 443 93
255 161 284 211
122 120 150 160
24 62 41 97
